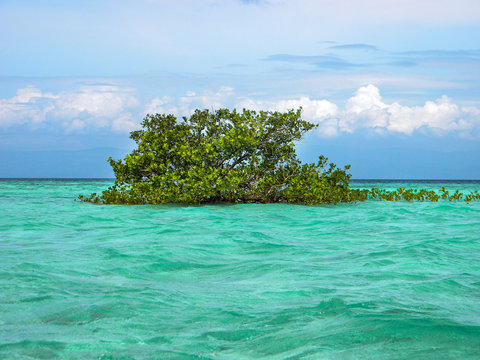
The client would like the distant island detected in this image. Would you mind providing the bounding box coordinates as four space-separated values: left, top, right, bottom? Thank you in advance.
79 109 480 204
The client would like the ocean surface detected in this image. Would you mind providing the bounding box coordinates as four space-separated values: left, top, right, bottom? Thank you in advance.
1 179 479 359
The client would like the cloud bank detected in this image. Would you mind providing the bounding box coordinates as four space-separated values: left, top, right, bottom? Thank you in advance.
146 85 480 137
235 85 480 137
0 85 138 133
1 84 479 138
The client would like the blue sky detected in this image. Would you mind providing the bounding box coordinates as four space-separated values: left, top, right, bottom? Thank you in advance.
1 0 480 178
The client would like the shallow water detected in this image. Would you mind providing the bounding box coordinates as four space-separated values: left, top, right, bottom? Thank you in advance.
1 179 480 359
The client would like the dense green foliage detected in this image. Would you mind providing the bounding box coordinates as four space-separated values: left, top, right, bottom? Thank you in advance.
79 109 480 205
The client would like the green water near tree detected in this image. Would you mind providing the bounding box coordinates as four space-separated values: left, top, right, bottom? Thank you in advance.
1 180 479 359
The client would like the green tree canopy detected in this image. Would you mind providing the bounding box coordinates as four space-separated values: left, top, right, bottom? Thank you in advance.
80 109 358 204
79 108 479 205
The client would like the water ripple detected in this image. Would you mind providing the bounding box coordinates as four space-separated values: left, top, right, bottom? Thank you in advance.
0 180 480 358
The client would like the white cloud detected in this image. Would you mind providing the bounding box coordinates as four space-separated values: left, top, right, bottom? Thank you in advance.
144 86 235 117
338 86 471 135
236 97 338 119
2 84 480 138
345 84 386 114
144 96 179 117
386 96 461 134
339 85 389 132
53 85 138 119
237 84 480 137
0 86 55 126
143 84 480 138
0 85 139 132
235 96 339 136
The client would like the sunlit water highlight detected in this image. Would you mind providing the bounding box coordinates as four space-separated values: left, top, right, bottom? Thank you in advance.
1 179 479 359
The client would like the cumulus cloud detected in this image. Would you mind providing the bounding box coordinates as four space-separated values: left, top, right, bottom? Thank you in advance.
237 85 480 137
0 85 139 132
337 85 474 135
144 86 234 117
2 84 479 137
0 86 56 126
143 84 480 138
236 96 340 136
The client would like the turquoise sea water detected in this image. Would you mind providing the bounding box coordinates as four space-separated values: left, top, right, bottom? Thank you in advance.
1 179 480 359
